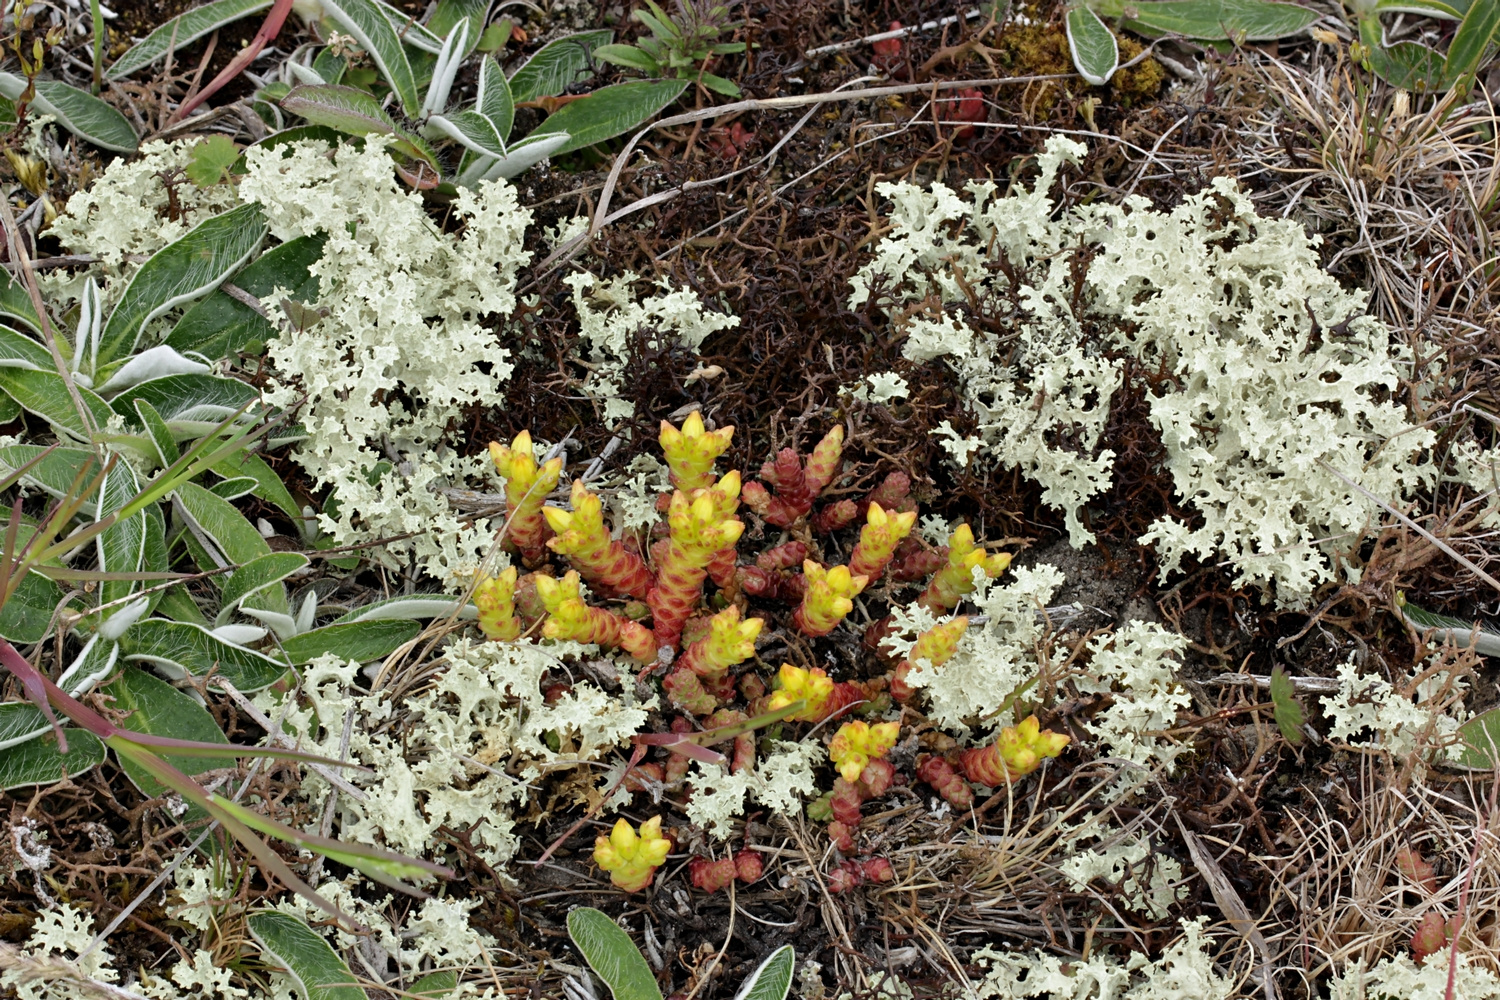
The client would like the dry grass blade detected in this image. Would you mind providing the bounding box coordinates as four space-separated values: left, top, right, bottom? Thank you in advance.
1176 815 1279 1000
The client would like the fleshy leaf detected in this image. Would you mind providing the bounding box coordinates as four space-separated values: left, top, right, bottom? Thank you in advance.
107 0 274 80
508 30 614 104
248 911 368 1000
566 907 664 1000
532 79 688 155
98 203 268 367
1066 6 1119 86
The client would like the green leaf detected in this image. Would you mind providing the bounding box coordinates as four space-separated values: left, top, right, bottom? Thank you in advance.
566 908 663 1000
508 29 614 104
172 480 289 617
211 450 302 522
107 0 273 80
142 504 169 616
0 270 44 333
96 455 145 612
476 56 515 141
697 72 741 97
317 0 422 116
477 20 513 53
740 946 796 1000
1398 598 1500 657
249 911 368 1000
0 702 55 750
0 724 105 790
1444 0 1500 86
0 444 99 506
0 368 115 440
593 43 665 75
186 135 242 187
173 481 274 566
208 476 259 500
278 619 420 664
410 971 458 999
0 569 64 643
120 618 289 692
1366 37 1450 90
0 323 53 369
98 203 268 367
156 585 211 627
279 85 440 170
134 399 180 468
279 82 400 134
534 79 688 155
1066 6 1120 85
1455 708 1500 769
1102 0 1321 40
109 373 261 436
1268 665 1305 745
166 232 326 362
458 131 569 184
1373 0 1469 17
312 49 349 86
427 110 507 156
219 552 311 619
0 74 138 153
428 0 490 43
104 666 235 802
333 595 476 623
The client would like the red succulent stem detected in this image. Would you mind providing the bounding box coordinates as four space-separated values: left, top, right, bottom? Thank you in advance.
170 0 295 124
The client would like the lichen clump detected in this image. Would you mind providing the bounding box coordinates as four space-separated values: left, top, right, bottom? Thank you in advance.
856 137 1435 607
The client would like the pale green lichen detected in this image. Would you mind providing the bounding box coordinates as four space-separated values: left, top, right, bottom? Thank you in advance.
141 950 248 999
1073 622 1192 771
238 138 531 584
971 918 1233 1000
0 903 117 1000
1323 953 1500 999
845 372 911 403
855 137 1437 608
51 140 241 269
883 564 1064 736
271 638 651 870
564 271 740 426
1320 656 1467 761
685 739 825 839
1056 826 1185 920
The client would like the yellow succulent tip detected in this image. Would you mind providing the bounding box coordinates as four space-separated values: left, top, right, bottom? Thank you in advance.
534 571 581 610
594 815 671 892
829 719 901 783
543 505 572 533
767 663 835 721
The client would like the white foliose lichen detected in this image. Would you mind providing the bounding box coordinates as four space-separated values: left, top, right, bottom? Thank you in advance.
1320 656 1467 760
1323 954 1500 999
235 138 532 584
971 917 1233 999
564 271 740 426
51 140 241 269
854 136 1437 608
270 637 650 871
1073 622 1192 771
1055 825 1185 920
685 739 826 839
0 903 117 1000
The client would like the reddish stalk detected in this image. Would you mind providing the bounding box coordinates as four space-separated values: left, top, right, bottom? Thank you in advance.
167 0 295 125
